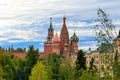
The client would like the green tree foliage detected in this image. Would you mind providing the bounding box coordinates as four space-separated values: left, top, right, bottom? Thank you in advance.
46 53 61 80
29 61 49 80
24 45 39 80
75 50 86 79
75 50 86 70
0 45 40 80
93 8 116 53
113 54 120 80
60 59 74 80
0 53 22 80
15 48 24 52
0 65 6 80
79 70 99 80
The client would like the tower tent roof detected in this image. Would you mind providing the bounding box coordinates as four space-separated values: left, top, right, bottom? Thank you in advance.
61 15 67 31
48 17 53 30
71 32 79 42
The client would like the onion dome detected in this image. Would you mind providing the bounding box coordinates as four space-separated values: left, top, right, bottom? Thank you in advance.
71 32 79 42
53 33 61 42
48 17 53 30
117 30 120 38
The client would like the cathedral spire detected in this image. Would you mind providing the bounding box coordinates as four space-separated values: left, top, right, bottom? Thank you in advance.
60 15 69 55
63 15 66 23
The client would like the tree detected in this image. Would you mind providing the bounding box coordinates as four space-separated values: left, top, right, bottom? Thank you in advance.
29 61 49 80
75 50 86 70
113 50 120 80
60 59 74 80
93 8 117 79
0 45 39 80
74 50 86 79
0 65 5 80
0 53 23 80
89 57 94 70
46 53 61 80
24 45 39 80
93 8 116 53
78 70 99 80
15 48 24 52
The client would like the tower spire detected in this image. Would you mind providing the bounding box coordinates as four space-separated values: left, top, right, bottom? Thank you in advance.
63 14 66 23
49 17 53 30
47 17 54 42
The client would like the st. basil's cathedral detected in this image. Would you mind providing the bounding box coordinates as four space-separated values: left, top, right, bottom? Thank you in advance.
12 15 79 58
44 15 79 58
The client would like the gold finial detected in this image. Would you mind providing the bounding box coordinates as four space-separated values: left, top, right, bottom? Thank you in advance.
63 13 66 19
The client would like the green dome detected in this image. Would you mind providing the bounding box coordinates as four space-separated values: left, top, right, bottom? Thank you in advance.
71 32 79 42
64 43 69 47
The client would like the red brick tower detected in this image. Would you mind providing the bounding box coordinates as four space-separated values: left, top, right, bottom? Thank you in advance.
60 15 69 55
52 33 61 55
44 17 54 54
70 31 79 53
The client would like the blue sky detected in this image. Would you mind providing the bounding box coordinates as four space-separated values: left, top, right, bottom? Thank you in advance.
0 0 120 52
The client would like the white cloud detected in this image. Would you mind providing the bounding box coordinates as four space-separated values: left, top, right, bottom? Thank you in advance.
0 0 120 51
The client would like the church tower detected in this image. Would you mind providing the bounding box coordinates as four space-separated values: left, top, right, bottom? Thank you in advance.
53 32 61 55
70 31 79 53
60 15 69 55
44 17 54 54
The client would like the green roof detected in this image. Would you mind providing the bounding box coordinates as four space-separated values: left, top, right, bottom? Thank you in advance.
49 17 54 30
64 43 69 47
71 32 79 42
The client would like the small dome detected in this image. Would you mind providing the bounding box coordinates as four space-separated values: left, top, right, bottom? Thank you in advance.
53 33 61 42
71 32 79 42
